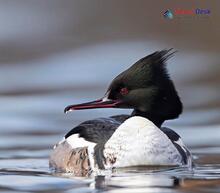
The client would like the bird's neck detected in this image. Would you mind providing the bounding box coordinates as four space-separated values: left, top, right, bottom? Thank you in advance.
131 110 164 128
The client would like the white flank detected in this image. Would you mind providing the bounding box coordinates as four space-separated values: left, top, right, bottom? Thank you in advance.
104 116 183 168
66 134 96 170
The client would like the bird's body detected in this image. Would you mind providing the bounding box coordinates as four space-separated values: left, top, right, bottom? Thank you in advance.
49 49 192 175
50 115 192 175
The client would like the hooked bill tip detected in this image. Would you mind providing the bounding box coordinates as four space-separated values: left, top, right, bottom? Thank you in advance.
64 106 73 114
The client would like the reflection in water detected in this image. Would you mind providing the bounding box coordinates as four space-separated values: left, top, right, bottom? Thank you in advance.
1 164 220 192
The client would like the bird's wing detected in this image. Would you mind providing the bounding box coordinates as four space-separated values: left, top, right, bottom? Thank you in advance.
65 114 130 143
65 117 125 143
160 127 191 165
160 127 180 142
64 116 129 169
109 114 130 123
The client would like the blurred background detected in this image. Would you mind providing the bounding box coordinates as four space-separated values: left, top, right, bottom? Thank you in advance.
0 1 220 192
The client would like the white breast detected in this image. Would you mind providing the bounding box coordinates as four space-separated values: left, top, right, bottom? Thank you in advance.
104 116 182 168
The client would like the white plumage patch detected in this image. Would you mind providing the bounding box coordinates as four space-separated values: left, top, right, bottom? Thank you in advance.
66 134 96 149
104 116 183 168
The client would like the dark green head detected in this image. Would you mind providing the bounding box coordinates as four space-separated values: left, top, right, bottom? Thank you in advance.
65 49 182 126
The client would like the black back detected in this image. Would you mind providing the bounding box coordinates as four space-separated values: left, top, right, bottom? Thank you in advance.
65 115 129 169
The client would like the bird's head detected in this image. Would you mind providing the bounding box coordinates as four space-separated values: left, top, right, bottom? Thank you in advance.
65 49 182 125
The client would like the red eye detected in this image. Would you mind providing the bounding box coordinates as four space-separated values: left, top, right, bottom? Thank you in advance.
120 87 129 95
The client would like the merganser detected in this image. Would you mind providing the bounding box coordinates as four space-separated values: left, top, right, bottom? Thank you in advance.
49 49 192 176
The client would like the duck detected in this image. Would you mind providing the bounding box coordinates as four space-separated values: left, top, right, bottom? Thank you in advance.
49 49 192 176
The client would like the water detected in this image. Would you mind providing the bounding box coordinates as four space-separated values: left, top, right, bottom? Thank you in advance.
0 42 220 193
